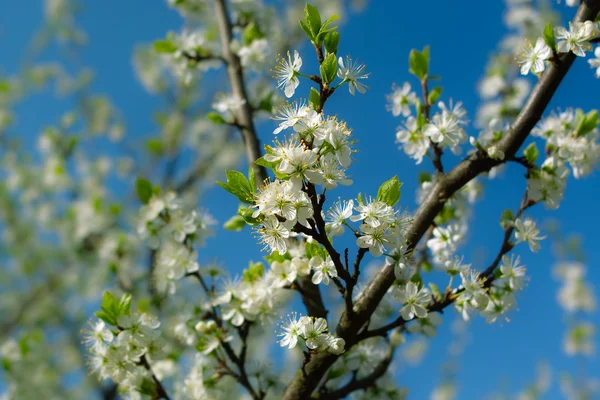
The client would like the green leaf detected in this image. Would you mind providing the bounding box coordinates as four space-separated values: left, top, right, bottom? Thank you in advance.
416 110 427 131
299 20 314 42
308 87 320 109
94 311 117 326
316 15 340 44
146 139 164 156
216 170 255 204
523 142 538 165
305 241 327 260
243 22 263 45
500 209 515 229
254 155 279 169
238 206 262 226
304 4 322 38
243 262 265 282
97 291 121 326
419 172 432 184
248 166 256 192
320 53 338 84
138 378 158 397
118 293 132 316
377 176 402 206
136 178 154 204
428 87 443 104
543 23 556 52
323 31 340 55
207 112 226 124
357 192 364 205
224 215 247 231
408 46 429 80
153 39 177 53
577 110 598 136
264 251 291 265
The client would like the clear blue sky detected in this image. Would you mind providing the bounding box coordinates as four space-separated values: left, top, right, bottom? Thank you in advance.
1 1 599 398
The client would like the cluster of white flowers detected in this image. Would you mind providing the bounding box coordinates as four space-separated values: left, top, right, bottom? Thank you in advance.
553 261 597 358
454 255 527 323
351 197 412 258
213 262 288 327
532 108 600 179
277 313 345 354
254 102 357 254
85 313 166 397
161 29 221 84
137 191 214 293
274 50 368 98
553 261 596 313
0 333 65 399
238 38 272 71
387 82 469 161
476 0 547 127
517 20 600 77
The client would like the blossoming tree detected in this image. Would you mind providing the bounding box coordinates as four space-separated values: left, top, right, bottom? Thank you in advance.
1 0 600 399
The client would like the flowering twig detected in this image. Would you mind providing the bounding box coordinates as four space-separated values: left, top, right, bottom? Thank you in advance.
281 2 600 398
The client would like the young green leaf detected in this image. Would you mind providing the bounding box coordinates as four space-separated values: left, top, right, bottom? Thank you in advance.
523 142 539 165
248 165 256 192
224 215 247 231
543 23 556 52
377 176 402 206
500 209 515 229
207 112 226 124
153 39 177 53
238 206 262 226
320 53 338 84
299 20 314 42
243 22 263 45
324 31 340 55
428 87 443 104
136 178 154 204
216 170 255 204
308 87 321 109
408 47 430 80
304 4 322 38
577 110 599 136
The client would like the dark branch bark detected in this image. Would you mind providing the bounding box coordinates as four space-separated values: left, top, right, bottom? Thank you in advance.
281 2 600 398
314 347 395 399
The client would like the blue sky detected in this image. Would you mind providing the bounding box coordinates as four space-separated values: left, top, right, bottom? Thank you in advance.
2 1 599 398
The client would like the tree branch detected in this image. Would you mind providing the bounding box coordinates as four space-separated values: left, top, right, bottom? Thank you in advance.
214 0 267 183
315 346 395 399
281 2 600 398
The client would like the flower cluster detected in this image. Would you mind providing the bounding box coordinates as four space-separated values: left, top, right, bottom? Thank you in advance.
456 255 528 323
532 108 600 179
277 313 345 354
85 308 167 398
253 104 356 254
387 82 469 162
137 190 214 293
553 262 596 313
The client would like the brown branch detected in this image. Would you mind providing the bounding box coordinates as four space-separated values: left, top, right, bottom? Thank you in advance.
281 2 600 398
140 355 171 399
214 0 267 183
314 347 395 399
